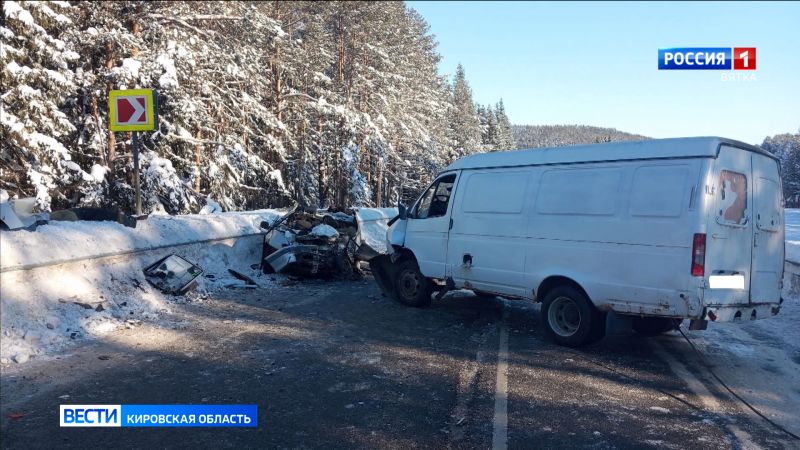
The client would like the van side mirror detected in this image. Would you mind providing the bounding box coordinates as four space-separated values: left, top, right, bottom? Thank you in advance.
389 203 408 227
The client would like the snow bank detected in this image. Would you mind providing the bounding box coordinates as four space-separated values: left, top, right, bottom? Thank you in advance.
1 210 280 270
0 210 282 364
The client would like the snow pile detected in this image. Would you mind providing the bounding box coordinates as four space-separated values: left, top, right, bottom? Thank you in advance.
199 195 223 214
0 210 282 364
1 210 280 270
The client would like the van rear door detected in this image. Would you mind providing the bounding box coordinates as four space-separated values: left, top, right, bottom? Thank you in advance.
750 153 784 303
704 145 753 306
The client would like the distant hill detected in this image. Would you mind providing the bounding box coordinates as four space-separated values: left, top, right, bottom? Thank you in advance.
512 125 649 149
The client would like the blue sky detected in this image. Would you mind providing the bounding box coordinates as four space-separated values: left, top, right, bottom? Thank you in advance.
408 1 800 144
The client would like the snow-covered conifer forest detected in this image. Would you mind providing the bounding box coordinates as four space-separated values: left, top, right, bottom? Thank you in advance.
2 1 798 214
1 1 517 213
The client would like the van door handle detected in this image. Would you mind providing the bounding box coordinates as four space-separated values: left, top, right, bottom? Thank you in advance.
449 218 454 230
754 231 759 248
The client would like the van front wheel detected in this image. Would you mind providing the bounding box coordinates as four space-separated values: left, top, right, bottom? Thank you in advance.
393 259 433 307
541 286 605 347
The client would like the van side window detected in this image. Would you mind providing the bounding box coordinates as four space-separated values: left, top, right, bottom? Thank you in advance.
462 171 527 214
415 174 456 219
718 170 748 225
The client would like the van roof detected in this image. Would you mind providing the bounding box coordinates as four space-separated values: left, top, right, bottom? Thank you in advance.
445 137 776 171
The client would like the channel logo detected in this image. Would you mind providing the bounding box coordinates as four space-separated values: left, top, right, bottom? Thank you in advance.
658 47 756 70
60 405 121 427
60 404 258 427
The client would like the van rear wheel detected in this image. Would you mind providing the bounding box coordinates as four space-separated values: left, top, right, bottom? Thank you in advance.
541 286 606 347
393 259 433 307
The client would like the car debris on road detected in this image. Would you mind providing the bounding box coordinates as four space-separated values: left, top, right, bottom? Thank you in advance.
143 254 204 294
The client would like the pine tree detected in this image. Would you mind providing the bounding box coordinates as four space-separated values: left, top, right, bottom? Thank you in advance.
494 99 514 150
762 131 800 204
448 64 481 159
1 1 86 210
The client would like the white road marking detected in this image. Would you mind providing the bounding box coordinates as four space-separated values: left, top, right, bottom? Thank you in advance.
651 340 760 449
492 304 510 450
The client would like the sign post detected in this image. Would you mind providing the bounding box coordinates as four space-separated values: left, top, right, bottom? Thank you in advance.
109 89 158 215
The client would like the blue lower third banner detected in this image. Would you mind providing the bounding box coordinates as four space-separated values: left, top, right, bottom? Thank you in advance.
60 404 258 427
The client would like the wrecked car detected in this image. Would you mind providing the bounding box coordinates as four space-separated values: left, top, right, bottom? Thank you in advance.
259 206 358 278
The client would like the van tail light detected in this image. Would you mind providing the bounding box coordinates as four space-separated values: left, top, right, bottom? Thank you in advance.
691 233 706 277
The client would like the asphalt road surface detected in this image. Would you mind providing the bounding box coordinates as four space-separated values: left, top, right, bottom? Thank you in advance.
1 278 795 449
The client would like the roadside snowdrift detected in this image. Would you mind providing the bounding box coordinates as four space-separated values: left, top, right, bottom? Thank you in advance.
0 210 282 364
1 210 280 270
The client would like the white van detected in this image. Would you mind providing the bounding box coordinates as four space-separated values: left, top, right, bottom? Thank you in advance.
370 137 785 346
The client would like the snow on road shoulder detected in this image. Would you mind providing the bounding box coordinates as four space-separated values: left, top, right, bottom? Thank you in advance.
0 209 282 270
0 210 283 365
683 280 800 437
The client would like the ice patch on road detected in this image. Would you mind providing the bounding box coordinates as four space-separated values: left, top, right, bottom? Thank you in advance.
648 406 671 414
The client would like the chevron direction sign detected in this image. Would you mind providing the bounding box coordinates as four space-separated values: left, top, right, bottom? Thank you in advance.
109 89 158 132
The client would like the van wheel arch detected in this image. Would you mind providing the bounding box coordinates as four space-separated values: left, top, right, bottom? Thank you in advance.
392 247 417 264
537 276 606 346
536 276 592 305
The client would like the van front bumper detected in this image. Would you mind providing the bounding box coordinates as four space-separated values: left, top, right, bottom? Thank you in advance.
703 299 782 322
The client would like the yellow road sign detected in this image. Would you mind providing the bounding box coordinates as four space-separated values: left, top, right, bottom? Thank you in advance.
109 89 158 132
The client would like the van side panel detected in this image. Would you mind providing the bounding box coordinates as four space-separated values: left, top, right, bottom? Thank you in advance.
447 169 530 297
522 160 704 316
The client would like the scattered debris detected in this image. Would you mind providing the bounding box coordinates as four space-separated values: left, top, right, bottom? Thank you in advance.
143 254 203 294
58 298 107 311
98 355 112 361
227 269 258 286
8 412 25 420
0 201 25 230
0 196 46 231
